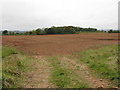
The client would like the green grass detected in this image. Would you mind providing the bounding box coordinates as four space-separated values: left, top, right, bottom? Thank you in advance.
76 45 119 87
2 47 33 88
2 47 18 58
46 56 89 88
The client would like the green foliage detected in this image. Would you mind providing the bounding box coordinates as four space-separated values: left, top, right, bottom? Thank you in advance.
108 30 120 33
45 26 97 34
2 47 32 88
23 29 46 35
2 26 98 35
35 28 46 35
2 30 8 35
2 47 18 58
77 45 119 86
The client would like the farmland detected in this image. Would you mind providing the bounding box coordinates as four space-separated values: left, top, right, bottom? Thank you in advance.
2 33 118 56
2 33 119 88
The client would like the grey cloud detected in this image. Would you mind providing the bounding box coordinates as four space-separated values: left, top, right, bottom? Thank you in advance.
2 0 119 30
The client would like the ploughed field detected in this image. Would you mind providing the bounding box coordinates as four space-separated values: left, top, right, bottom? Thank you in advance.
2 33 118 56
2 33 119 88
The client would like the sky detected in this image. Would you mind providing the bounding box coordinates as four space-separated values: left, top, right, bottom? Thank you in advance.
0 0 119 31
118 1 120 30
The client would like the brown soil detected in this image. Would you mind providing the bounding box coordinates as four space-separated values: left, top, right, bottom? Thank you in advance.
2 33 118 56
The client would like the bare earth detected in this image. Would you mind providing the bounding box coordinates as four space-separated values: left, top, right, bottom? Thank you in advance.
23 56 55 88
2 33 118 56
2 33 118 88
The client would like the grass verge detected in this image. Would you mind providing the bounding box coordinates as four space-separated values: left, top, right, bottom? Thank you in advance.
76 45 119 87
2 46 32 88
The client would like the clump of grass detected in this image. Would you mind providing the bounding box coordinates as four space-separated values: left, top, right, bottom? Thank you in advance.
2 47 32 88
77 45 119 87
46 56 89 88
2 47 18 58
47 56 70 88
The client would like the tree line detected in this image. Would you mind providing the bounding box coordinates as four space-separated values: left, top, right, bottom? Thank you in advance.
108 30 120 33
2 26 115 35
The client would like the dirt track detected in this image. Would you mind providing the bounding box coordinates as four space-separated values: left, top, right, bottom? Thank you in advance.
2 33 119 88
2 33 118 56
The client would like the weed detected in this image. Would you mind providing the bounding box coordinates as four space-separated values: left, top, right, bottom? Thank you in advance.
2 47 32 88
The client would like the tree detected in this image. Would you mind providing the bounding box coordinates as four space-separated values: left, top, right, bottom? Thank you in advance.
32 30 36 35
29 31 32 35
36 28 41 35
35 28 46 35
2 30 8 35
108 29 113 33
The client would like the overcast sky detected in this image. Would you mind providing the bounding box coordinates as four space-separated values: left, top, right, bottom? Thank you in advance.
1 0 119 31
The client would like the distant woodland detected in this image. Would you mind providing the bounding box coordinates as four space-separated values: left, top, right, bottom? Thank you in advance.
2 26 119 35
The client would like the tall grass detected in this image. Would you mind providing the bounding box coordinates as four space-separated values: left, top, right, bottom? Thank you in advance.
2 47 32 88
